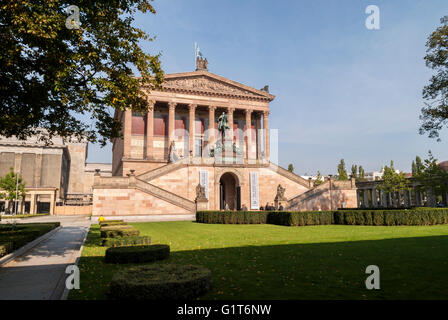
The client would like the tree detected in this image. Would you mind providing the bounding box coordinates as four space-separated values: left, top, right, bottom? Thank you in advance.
419 17 448 141
358 165 366 181
378 161 410 207
314 171 324 186
414 151 448 206
350 164 358 179
287 164 294 173
0 168 26 214
337 159 348 180
0 1 164 146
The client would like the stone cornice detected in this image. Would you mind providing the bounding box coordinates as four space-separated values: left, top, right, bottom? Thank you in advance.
141 70 275 102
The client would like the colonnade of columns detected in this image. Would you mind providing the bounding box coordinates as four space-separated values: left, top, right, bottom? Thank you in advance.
123 101 270 161
356 187 448 208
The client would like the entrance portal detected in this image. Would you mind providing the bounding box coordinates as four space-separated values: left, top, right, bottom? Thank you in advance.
219 172 240 210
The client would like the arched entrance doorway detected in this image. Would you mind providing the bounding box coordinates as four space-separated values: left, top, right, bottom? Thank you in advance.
219 172 241 210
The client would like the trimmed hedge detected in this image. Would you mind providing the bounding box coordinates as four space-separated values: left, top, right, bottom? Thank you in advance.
196 209 448 226
267 211 334 226
100 225 140 238
99 221 127 227
99 220 124 225
102 236 151 247
108 264 211 300
105 244 170 264
196 211 268 224
0 242 13 258
0 222 60 253
334 208 448 226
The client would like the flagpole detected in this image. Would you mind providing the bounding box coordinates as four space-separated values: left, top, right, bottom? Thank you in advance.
15 171 18 215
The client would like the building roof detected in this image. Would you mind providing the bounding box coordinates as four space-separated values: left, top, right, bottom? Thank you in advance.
142 70 275 102
439 160 448 171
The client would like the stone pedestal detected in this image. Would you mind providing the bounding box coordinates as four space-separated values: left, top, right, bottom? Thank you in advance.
196 199 208 211
274 199 287 210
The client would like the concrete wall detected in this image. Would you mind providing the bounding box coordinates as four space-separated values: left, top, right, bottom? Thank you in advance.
55 205 92 215
92 188 191 216
287 180 358 211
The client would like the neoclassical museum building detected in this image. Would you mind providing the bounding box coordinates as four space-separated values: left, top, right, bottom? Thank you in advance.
92 58 358 217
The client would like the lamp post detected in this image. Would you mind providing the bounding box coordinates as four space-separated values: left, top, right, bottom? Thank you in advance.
14 171 19 215
328 174 333 211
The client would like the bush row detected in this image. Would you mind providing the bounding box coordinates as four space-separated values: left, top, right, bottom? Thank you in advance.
99 220 124 225
334 209 448 226
0 222 60 256
196 209 448 226
102 236 151 247
105 244 170 264
100 225 140 238
0 242 13 258
108 264 212 300
267 211 334 226
196 211 268 224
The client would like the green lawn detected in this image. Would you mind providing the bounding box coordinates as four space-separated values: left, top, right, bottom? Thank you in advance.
69 221 448 300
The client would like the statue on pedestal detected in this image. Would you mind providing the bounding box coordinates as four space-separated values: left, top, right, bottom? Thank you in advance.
217 112 229 139
169 141 180 163
195 183 207 202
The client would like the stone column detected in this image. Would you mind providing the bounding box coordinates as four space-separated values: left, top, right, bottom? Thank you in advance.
263 111 270 160
363 189 369 208
372 188 377 208
255 113 262 159
168 102 176 143
145 100 155 159
123 108 132 158
189 104 197 157
245 109 252 160
29 194 36 214
356 190 361 208
208 106 216 147
50 192 55 215
227 107 234 142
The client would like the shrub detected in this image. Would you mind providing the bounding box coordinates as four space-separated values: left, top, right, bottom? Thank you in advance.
333 209 448 226
0 242 13 258
100 221 127 227
99 220 124 225
105 244 170 264
196 211 268 224
100 226 140 238
102 236 151 247
108 264 211 300
267 211 333 226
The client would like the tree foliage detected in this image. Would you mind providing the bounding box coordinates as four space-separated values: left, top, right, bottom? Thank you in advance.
378 160 410 195
0 0 164 146
337 159 348 181
350 165 358 179
414 151 448 199
314 171 323 186
420 17 448 141
287 164 294 173
0 167 26 203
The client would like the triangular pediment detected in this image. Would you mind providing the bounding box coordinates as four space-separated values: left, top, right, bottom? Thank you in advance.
159 71 274 101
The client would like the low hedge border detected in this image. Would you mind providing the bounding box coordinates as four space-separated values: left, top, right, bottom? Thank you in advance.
108 264 211 300
102 236 152 247
0 222 60 255
196 209 448 226
100 225 140 238
105 244 170 264
99 221 127 227
0 242 13 258
334 208 448 226
99 220 124 225
196 211 268 224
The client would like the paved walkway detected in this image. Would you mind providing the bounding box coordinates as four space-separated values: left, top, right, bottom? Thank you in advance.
0 216 91 300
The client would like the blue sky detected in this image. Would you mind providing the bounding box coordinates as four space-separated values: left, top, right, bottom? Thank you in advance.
87 0 448 175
